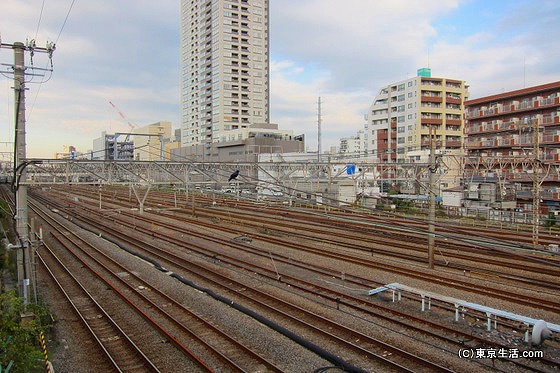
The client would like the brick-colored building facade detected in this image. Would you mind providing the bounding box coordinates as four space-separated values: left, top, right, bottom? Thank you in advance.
464 82 560 212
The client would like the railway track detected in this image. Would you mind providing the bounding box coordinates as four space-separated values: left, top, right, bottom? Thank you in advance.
36 186 560 312
33 199 289 372
28 186 560 372
38 241 162 372
29 189 462 371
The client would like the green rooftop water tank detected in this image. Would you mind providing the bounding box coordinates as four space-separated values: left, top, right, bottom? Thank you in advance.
417 67 431 77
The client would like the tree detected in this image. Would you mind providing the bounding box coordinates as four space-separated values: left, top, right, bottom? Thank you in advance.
0 290 47 373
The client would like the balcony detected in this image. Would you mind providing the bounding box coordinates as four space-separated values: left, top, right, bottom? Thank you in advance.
465 100 550 119
539 96 560 108
421 137 442 146
421 118 443 125
465 110 480 119
446 96 462 105
446 125 462 132
542 115 560 126
541 134 560 145
497 121 516 131
484 107 499 116
465 140 481 149
465 125 482 134
445 140 462 148
482 122 496 131
421 80 443 87
544 152 560 161
421 95 443 103
496 138 515 147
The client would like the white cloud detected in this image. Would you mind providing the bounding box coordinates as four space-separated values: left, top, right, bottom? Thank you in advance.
269 0 560 152
1 0 559 158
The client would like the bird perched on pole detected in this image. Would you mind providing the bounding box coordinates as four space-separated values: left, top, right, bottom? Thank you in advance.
228 170 240 182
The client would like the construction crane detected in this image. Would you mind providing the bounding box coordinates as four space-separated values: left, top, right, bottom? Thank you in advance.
109 100 136 132
108 100 137 144
108 101 137 160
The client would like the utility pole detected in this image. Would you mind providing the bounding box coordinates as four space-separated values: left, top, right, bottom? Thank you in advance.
1 40 55 304
317 96 322 162
531 117 541 247
428 125 437 269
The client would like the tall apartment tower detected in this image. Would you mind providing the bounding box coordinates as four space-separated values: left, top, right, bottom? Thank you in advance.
365 68 468 163
180 0 270 153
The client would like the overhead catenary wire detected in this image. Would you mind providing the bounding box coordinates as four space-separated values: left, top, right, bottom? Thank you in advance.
30 142 556 259
128 144 549 253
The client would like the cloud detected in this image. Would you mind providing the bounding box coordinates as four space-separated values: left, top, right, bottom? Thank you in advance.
269 0 560 151
1 0 559 158
1 0 180 157
271 0 459 91
271 58 369 151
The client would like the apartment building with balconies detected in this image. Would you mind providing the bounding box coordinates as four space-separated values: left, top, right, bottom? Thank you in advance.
464 81 560 212
364 69 468 193
365 68 468 163
339 130 365 157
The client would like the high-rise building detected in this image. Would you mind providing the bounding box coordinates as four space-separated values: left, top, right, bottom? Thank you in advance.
365 68 468 163
180 0 270 156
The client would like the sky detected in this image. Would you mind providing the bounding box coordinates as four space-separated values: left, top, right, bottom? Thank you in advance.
0 0 559 159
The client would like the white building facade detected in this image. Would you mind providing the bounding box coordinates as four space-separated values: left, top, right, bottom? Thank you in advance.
339 130 365 157
180 0 270 156
365 68 468 163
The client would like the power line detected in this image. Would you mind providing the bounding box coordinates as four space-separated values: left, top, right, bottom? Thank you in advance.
35 0 47 40
55 0 77 44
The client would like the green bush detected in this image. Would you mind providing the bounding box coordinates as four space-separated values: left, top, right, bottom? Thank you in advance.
0 200 10 220
0 290 48 373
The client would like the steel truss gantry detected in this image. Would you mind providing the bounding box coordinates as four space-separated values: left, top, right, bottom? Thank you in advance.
12 159 435 193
